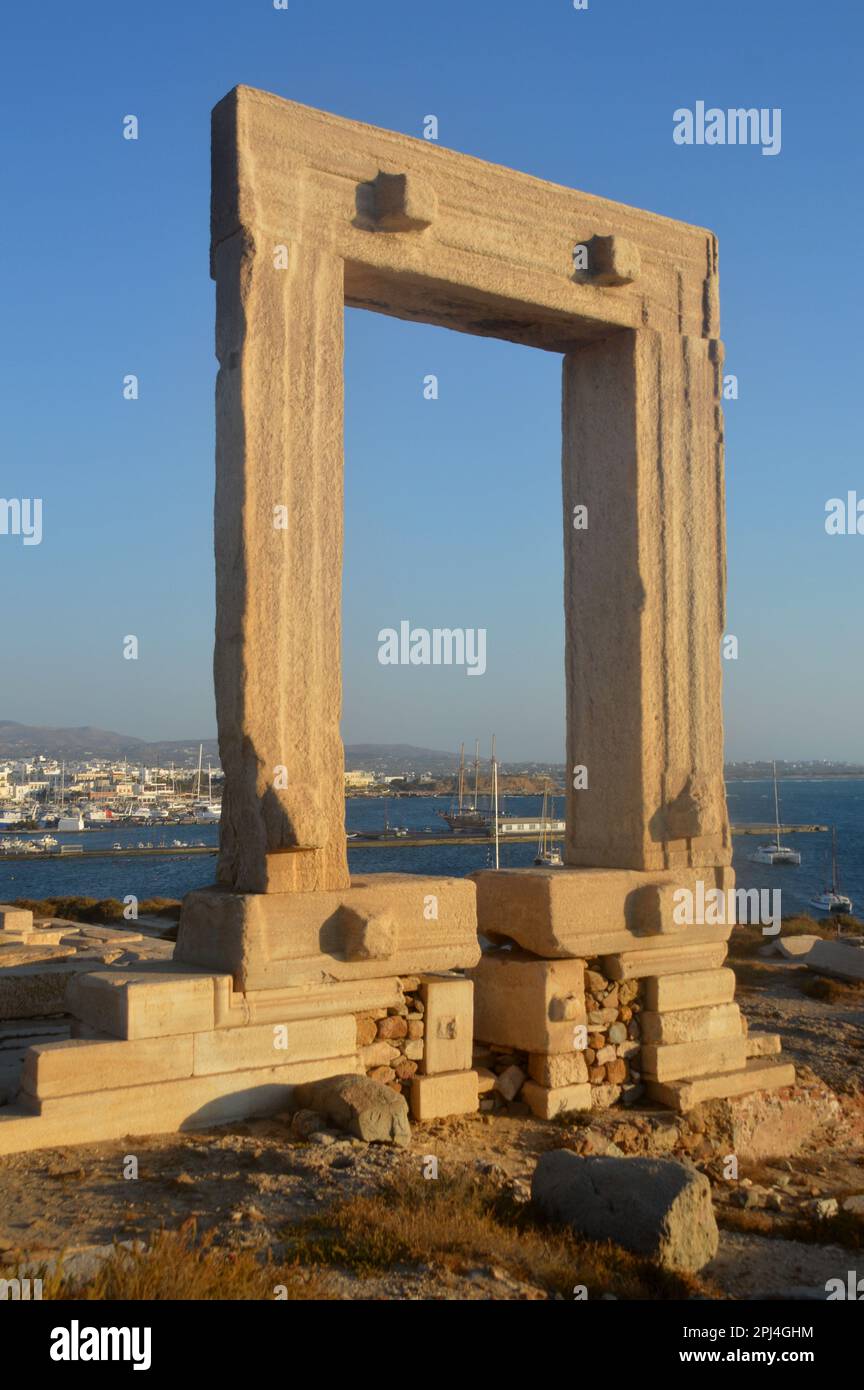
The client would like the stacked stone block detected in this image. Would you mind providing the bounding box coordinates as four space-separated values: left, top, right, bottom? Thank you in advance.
356 972 479 1121
0 883 482 1155
470 868 794 1116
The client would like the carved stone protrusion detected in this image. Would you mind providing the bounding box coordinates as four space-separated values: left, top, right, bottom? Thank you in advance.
634 883 688 936
340 905 397 962
549 993 582 1022
367 170 437 231
574 233 641 286
666 774 714 840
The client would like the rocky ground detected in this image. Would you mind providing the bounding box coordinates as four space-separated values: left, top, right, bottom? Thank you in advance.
1 926 863 1300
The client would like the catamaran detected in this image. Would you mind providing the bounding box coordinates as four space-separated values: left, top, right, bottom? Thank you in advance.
749 761 801 865
808 826 853 915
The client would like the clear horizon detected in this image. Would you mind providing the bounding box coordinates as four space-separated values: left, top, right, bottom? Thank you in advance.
2 0 862 762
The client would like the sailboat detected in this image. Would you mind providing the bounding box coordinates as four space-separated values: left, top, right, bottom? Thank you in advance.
534 784 563 867
808 826 853 915
749 761 801 865
438 740 489 832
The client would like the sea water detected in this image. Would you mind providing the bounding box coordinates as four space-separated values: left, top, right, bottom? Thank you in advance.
1 782 862 918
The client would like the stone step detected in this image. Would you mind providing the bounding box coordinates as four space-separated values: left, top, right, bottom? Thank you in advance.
522 1079 591 1120
602 943 728 981
646 1058 796 1113
643 967 737 1012
641 1036 748 1083
641 1002 742 1046
410 1069 478 1121
66 965 233 1040
0 1053 361 1156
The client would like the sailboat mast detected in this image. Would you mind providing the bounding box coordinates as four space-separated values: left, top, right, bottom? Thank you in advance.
772 760 781 850
457 742 465 813
472 739 480 811
196 743 203 800
492 734 499 869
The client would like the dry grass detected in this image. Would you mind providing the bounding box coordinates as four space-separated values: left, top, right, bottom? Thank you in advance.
801 975 864 1005
38 1173 714 1300
13 895 181 924
729 915 840 962
37 1224 330 1301
286 1171 709 1300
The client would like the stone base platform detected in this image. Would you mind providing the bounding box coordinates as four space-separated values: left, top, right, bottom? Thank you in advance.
0 957 481 1156
175 875 480 990
646 1058 796 1112
469 867 795 1117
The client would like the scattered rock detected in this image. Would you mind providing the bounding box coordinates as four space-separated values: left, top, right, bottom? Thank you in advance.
292 1074 411 1146
494 1065 525 1102
531 1151 719 1271
289 1109 326 1140
807 1197 839 1219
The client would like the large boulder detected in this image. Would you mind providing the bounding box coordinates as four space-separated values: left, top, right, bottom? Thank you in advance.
531 1150 718 1271
291 1073 411 1146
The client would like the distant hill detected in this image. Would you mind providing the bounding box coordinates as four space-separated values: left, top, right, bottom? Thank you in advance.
0 723 562 775
0 722 220 765
343 743 458 775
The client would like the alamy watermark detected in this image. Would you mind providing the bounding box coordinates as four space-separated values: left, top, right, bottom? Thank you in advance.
673 882 781 935
673 102 781 157
825 492 864 535
378 622 486 676
0 497 42 545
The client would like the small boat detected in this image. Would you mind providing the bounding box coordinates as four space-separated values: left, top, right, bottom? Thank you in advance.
534 784 564 867
749 762 801 866
809 826 853 916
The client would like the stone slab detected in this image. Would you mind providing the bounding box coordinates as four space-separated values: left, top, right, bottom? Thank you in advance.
192 1014 357 1075
66 967 231 1040
0 905 34 933
21 1035 194 1100
646 1058 796 1113
176 877 479 989
409 1070 479 1121
419 975 473 1075
0 942 77 965
213 87 717 349
603 943 728 981
469 950 585 1054
471 867 734 958
641 1036 748 1082
775 934 821 958
0 960 109 1018
236 977 404 1027
522 1079 591 1119
0 1054 362 1156
803 939 864 983
640 1002 743 1046
643 967 736 1012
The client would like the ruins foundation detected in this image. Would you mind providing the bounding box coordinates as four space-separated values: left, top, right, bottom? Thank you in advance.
0 88 792 1154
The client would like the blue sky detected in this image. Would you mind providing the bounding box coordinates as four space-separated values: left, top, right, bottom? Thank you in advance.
1 0 861 762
